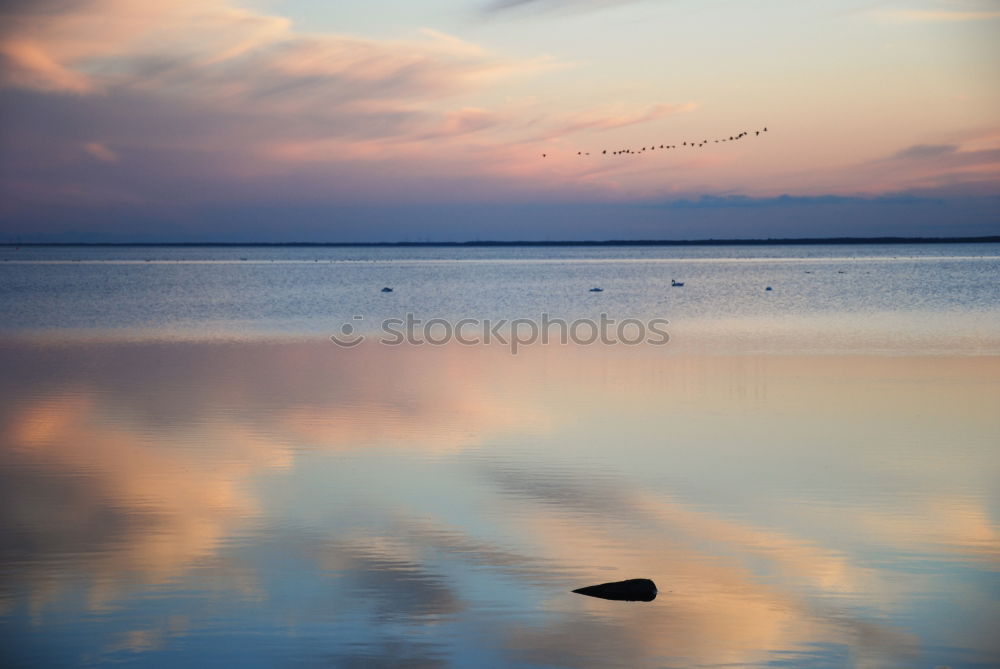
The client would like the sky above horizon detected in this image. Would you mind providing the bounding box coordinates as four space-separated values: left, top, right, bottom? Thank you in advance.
1 0 998 241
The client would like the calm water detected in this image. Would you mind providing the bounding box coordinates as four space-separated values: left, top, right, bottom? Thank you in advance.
2 244 999 353
1 245 998 667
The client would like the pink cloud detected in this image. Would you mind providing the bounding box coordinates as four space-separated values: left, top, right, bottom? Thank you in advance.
483 0 648 15
876 9 1000 22
0 0 575 205
3 0 990 219
539 102 698 140
852 135 1000 194
0 38 93 93
0 1 714 210
82 141 119 163
0 1 205 93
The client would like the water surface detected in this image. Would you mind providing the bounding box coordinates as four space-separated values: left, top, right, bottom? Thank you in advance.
1 245 998 667
2 244 998 353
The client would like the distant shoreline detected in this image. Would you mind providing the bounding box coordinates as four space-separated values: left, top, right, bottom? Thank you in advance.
2 236 999 248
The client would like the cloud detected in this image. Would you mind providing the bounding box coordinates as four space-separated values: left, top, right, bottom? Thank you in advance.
877 9 1000 22
483 0 648 15
867 140 1000 191
890 143 958 160
0 0 551 102
0 0 297 94
762 130 1000 202
417 107 504 139
1 0 996 239
0 0 569 213
539 102 697 139
657 192 937 210
81 140 118 163
0 38 94 93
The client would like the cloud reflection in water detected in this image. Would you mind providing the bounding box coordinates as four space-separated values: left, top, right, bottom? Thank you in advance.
0 340 997 667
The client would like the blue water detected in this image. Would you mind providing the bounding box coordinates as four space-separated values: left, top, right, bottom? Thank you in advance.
1 244 998 354
1 244 998 667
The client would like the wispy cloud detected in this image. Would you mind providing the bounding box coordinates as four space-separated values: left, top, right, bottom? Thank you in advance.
81 141 119 163
0 0 569 210
877 9 1000 22
837 135 1000 194
482 0 648 15
0 38 94 93
540 102 697 139
889 143 958 160
2 0 995 238
882 141 1000 170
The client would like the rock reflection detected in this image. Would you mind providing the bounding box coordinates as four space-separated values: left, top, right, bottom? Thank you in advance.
474 461 922 667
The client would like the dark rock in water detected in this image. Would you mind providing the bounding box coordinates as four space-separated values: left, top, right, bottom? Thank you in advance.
572 578 657 602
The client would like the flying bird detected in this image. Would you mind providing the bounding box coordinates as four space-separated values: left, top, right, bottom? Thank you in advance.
548 125 770 159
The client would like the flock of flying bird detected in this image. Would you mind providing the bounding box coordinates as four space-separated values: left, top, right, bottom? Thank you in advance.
542 126 768 158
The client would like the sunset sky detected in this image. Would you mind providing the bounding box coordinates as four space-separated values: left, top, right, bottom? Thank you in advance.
1 0 998 241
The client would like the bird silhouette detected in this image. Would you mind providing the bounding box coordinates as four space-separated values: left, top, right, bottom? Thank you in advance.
549 125 770 159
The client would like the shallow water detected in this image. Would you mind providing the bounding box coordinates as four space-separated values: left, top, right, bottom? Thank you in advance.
1 245 998 667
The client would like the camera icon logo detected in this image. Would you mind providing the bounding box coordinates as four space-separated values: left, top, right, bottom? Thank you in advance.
330 315 366 347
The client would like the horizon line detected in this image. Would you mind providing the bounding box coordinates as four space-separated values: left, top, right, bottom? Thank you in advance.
2 236 999 248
